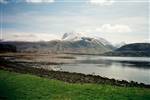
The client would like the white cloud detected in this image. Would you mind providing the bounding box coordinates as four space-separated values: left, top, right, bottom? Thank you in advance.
77 24 132 34
95 24 132 33
97 33 149 44
89 0 115 5
4 32 60 42
0 0 8 4
26 0 55 3
0 0 55 3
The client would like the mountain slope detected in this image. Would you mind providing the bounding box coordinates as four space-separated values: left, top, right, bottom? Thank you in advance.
62 32 82 41
0 33 114 54
116 43 150 52
0 43 17 53
104 43 150 57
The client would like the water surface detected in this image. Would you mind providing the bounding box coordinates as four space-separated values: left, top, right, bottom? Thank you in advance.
56 55 150 84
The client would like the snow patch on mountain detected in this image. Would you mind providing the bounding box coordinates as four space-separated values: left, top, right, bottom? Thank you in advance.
61 32 112 46
62 32 83 41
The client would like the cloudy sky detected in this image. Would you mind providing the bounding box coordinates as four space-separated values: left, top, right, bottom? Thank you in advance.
0 0 149 43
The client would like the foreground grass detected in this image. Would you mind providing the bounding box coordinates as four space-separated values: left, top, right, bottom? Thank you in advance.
0 70 150 100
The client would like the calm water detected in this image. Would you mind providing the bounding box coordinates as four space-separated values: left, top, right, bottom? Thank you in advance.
56 55 150 84
3 54 150 84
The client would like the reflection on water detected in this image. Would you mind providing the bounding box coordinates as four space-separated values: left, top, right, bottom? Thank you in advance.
57 56 150 84
77 59 150 69
4 54 149 84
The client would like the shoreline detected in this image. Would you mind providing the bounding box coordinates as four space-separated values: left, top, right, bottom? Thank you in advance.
0 57 149 88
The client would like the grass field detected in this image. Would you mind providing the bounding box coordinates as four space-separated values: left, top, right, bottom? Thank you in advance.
0 70 150 100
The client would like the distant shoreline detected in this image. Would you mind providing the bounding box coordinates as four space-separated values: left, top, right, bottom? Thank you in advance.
0 57 149 88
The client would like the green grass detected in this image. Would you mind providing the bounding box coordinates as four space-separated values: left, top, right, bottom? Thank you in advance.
0 70 150 100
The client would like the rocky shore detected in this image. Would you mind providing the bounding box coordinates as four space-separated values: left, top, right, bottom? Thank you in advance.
0 57 149 88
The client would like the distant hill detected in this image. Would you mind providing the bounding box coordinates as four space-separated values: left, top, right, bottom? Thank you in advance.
0 33 114 54
0 43 16 53
104 43 150 57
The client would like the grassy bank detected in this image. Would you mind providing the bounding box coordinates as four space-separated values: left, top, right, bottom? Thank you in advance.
0 70 150 100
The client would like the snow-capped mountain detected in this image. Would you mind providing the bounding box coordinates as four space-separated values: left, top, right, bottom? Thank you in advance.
0 32 115 54
62 32 113 46
62 32 82 41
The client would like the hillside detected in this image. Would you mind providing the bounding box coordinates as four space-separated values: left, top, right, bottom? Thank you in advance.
0 33 114 54
104 43 150 57
0 43 17 53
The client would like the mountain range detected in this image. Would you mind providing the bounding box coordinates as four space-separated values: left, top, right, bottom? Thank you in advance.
0 32 150 56
0 32 114 54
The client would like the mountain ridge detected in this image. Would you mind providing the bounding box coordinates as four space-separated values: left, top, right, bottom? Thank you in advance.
104 43 150 57
0 32 114 54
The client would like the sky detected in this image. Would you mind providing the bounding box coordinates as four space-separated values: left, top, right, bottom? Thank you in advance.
0 0 149 44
